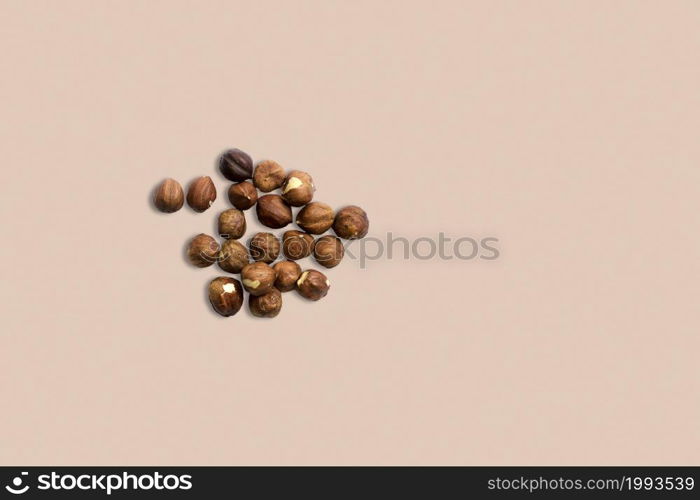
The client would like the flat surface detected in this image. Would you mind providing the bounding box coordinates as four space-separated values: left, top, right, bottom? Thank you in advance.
1 0 698 465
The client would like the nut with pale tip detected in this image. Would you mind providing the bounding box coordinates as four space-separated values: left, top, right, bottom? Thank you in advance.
208 277 244 317
227 181 258 210
296 270 330 301
186 176 217 212
241 262 276 296
281 170 314 206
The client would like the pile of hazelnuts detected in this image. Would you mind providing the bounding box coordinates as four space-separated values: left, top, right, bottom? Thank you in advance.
152 148 369 318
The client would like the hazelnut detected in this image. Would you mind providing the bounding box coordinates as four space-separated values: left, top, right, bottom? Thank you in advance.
253 160 286 192
218 209 246 239
296 270 330 301
281 170 314 206
273 260 302 292
333 205 369 239
240 262 276 296
296 202 334 234
186 176 217 212
227 181 258 210
282 230 315 260
249 288 282 318
186 233 220 268
256 194 292 228
218 239 250 274
208 277 244 317
249 232 280 264
219 148 253 182
313 235 344 268
153 178 184 213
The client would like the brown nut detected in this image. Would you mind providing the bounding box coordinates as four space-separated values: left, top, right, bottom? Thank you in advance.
186 234 220 268
227 181 258 210
240 262 277 296
256 194 292 228
296 270 330 301
217 239 249 273
153 178 184 213
281 170 314 206
249 232 280 264
296 202 334 234
313 235 344 268
219 148 253 182
273 260 302 292
208 277 244 317
282 230 315 260
333 205 369 239
249 288 282 318
253 160 286 192
218 209 246 239
186 176 217 212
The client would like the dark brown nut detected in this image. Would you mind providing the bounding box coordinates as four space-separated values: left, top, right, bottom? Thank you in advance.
296 269 330 301
153 178 184 213
296 202 334 234
249 232 280 264
253 160 286 192
281 170 314 206
217 239 249 273
208 277 244 317
249 288 282 318
218 209 246 239
333 205 369 239
187 233 220 268
313 235 344 268
282 230 315 260
273 260 302 292
186 176 217 212
219 148 253 182
241 262 276 296
227 181 258 210
256 194 292 228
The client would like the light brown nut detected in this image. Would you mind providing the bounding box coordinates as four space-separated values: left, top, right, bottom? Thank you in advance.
186 234 220 268
154 178 184 213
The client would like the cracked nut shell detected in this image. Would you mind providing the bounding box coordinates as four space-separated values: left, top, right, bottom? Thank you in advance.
217 239 249 273
256 194 292 228
281 170 314 206
296 202 334 234
333 205 369 239
282 230 315 260
313 235 344 268
227 181 258 210
218 209 246 239
219 148 253 182
154 178 184 213
186 176 217 212
253 160 286 192
208 277 244 317
249 232 280 264
187 233 220 268
241 262 276 296
273 260 302 292
296 270 330 301
249 288 282 318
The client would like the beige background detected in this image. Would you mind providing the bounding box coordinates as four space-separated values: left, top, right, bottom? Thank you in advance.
1 0 698 465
